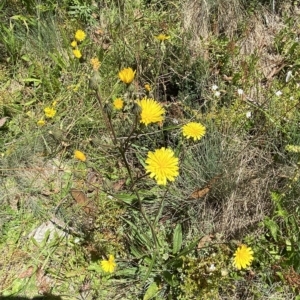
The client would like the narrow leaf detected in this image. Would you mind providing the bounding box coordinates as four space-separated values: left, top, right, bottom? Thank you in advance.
143 281 159 300
173 223 182 254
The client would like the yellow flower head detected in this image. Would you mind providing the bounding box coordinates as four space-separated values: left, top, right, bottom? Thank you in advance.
118 67 136 84
233 244 254 270
182 122 206 141
145 84 151 92
101 255 116 273
74 150 86 162
73 49 82 59
44 107 56 118
145 147 179 185
113 98 124 110
90 57 101 71
136 98 165 126
71 40 77 48
155 34 170 41
37 119 46 126
75 29 86 42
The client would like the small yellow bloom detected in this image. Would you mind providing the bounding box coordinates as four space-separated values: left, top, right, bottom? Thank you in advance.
37 119 46 126
118 67 136 84
44 107 56 118
145 147 179 185
71 40 77 47
182 122 206 141
145 84 151 92
75 29 86 42
136 98 165 126
52 100 58 107
73 49 82 59
233 244 254 270
113 98 124 110
101 255 117 273
155 34 170 41
90 57 101 71
74 150 86 162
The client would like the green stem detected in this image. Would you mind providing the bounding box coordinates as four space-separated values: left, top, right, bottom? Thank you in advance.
95 88 118 145
95 87 159 251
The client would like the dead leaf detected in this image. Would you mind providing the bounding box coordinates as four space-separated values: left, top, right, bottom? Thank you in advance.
36 267 51 294
197 235 213 249
70 189 91 214
95 28 104 35
0 117 8 128
189 187 210 199
19 266 34 278
86 169 102 192
188 174 222 200
223 75 233 82
113 179 125 192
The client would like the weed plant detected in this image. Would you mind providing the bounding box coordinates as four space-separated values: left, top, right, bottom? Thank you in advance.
2 0 300 299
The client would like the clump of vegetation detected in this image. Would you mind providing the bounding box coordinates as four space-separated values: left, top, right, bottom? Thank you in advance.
1 0 300 299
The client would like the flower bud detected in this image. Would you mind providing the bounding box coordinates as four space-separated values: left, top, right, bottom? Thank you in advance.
89 70 101 91
103 101 113 117
132 101 142 116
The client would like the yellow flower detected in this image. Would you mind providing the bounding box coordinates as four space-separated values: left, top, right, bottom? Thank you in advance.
75 29 86 42
113 98 124 110
37 119 46 126
71 40 77 47
182 122 206 141
101 255 117 273
155 34 170 41
44 107 56 118
136 98 165 126
118 67 136 84
233 244 254 270
74 150 86 162
145 84 151 92
145 147 179 185
73 49 82 59
90 57 101 71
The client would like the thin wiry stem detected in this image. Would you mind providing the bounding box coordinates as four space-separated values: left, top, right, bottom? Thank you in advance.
95 87 159 251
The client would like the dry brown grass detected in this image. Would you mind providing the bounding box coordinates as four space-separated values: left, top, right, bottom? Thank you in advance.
183 0 245 44
170 129 286 240
182 0 287 102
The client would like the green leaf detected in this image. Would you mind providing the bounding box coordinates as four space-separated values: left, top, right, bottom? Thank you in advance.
116 192 137 204
115 267 138 277
264 217 278 241
87 262 102 273
172 223 182 254
22 78 42 83
286 239 292 252
167 238 199 267
162 270 178 287
130 245 145 259
143 281 159 300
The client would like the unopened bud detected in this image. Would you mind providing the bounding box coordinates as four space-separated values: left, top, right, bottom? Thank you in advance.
132 101 142 116
89 70 101 91
103 101 112 117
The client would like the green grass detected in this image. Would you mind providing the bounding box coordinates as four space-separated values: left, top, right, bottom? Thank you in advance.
1 0 300 299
